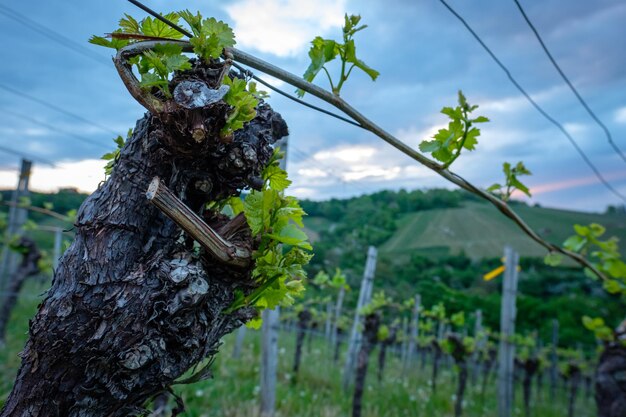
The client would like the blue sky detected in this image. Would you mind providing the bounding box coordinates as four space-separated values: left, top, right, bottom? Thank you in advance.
0 0 624 212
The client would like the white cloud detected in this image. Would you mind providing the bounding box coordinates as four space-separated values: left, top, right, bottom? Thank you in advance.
563 122 588 135
614 107 626 124
342 166 401 181
298 168 328 178
480 85 565 114
314 145 376 163
395 125 446 148
290 141 445 191
224 0 347 57
289 186 318 198
0 159 106 193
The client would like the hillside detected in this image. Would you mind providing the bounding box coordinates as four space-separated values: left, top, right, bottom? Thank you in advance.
378 201 626 260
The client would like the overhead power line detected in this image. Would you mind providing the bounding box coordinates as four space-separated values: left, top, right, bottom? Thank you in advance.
0 83 119 136
0 4 111 68
0 144 56 167
438 0 626 203
2 108 110 151
124 0 363 129
512 0 626 164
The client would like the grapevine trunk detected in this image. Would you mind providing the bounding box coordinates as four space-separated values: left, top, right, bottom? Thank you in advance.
0 62 288 416
596 344 626 417
352 313 380 417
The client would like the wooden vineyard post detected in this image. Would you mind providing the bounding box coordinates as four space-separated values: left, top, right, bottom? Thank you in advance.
331 285 345 360
325 300 332 342
498 246 519 417
232 326 246 359
0 159 32 293
260 308 279 416
550 319 559 398
400 318 409 366
402 294 422 376
52 227 63 270
407 294 421 366
260 136 288 417
342 246 377 391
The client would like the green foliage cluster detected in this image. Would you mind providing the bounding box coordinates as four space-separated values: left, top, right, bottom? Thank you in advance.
360 290 392 315
178 11 236 61
221 77 259 138
90 13 189 97
311 268 349 291
418 91 489 168
487 161 532 201
582 316 614 343
101 129 132 176
382 253 622 349
90 11 256 138
225 150 312 328
298 14 379 97
545 222 626 344
564 223 626 291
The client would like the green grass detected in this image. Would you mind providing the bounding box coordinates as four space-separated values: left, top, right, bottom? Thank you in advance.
1 300 596 416
171 329 595 417
380 201 626 260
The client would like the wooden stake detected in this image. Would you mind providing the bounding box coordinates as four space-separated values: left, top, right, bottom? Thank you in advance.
0 159 31 293
260 307 279 416
331 286 345 351
406 294 421 367
325 300 333 342
232 326 246 359
146 177 250 267
498 246 519 417
342 246 377 391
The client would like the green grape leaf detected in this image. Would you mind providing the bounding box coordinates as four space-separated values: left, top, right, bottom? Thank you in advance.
119 14 140 33
267 224 312 250
419 92 486 166
344 39 379 81
463 128 480 150
88 34 129 50
604 279 622 294
263 164 292 192
140 13 185 39
224 196 244 216
243 189 278 236
245 316 263 329
486 183 502 192
563 235 586 252
178 9 203 36
202 18 236 49
544 252 563 266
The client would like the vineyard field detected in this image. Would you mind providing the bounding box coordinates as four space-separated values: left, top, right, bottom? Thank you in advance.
378 202 626 260
0 284 596 417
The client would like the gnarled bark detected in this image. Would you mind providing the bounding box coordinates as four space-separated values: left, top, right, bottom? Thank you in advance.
377 326 397 383
447 334 469 417
520 358 539 417
352 313 380 417
293 309 312 378
0 57 288 417
596 344 626 417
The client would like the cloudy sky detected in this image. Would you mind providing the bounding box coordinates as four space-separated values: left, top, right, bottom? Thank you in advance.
0 0 624 212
